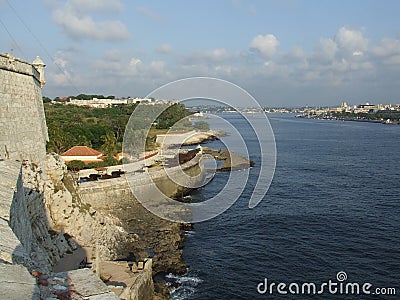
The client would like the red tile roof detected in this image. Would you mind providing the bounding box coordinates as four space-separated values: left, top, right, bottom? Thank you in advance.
61 146 102 157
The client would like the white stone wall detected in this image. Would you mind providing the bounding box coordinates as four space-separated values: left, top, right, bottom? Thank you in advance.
0 54 48 166
156 130 196 146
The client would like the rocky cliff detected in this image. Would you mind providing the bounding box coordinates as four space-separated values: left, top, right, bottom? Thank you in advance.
45 154 135 261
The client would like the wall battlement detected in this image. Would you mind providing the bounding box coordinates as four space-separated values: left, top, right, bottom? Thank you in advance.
0 54 41 82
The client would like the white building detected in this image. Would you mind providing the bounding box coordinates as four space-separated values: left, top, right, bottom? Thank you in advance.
61 146 104 164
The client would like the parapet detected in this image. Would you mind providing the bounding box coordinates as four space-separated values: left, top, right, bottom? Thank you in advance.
0 53 42 85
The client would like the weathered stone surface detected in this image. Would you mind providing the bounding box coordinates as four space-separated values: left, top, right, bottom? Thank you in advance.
0 263 40 300
128 259 154 300
37 268 121 300
156 130 224 147
68 269 118 299
44 154 135 261
203 147 253 170
0 218 24 264
0 160 20 220
0 53 48 167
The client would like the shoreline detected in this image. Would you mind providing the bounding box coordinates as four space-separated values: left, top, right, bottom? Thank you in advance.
54 131 253 299
75 151 205 299
182 130 227 145
297 115 400 125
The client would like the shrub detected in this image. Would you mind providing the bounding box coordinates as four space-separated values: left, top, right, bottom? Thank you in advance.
193 121 210 131
66 160 85 171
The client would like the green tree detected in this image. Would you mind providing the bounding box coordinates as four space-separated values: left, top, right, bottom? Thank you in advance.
101 131 117 156
193 121 210 131
67 160 85 171
87 162 101 169
44 101 194 154
47 126 70 154
42 96 52 103
102 155 118 166
156 103 193 129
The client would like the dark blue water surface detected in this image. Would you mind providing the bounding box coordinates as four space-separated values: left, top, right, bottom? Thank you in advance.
170 113 400 299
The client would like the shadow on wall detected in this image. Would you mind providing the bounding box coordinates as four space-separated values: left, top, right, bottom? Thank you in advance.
0 160 87 299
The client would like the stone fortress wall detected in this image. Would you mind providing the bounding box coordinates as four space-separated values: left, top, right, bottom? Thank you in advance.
0 54 58 298
0 53 48 165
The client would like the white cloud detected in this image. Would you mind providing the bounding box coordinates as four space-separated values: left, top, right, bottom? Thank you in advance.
371 38 400 57
136 6 163 21
313 38 338 62
156 44 173 54
181 48 231 65
382 54 400 65
46 49 79 87
203 48 230 62
147 60 166 77
250 34 280 57
352 51 364 56
232 0 257 15
69 0 124 13
335 26 368 53
44 24 400 106
90 52 168 81
369 37 400 66
130 58 142 66
52 0 130 41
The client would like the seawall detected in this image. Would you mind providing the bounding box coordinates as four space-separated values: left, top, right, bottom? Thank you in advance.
78 153 204 210
78 154 206 285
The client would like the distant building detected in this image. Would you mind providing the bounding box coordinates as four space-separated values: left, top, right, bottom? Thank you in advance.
357 103 376 109
355 103 377 113
67 98 130 108
61 146 104 164
66 97 177 108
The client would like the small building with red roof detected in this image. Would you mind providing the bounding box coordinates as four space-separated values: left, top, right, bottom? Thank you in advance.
61 146 104 164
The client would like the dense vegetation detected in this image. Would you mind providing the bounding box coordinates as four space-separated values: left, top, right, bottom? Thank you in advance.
329 111 400 122
44 102 194 156
193 121 210 131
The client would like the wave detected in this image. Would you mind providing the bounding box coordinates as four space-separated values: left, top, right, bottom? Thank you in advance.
167 271 203 300
166 273 203 285
170 285 196 300
184 230 196 237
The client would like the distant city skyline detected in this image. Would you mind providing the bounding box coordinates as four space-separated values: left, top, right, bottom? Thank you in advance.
2 0 400 106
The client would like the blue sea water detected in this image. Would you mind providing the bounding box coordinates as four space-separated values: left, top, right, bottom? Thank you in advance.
170 113 400 299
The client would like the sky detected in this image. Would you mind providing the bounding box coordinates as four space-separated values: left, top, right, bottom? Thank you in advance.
1 0 400 107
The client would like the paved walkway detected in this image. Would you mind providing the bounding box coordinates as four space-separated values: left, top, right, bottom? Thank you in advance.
53 246 93 272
